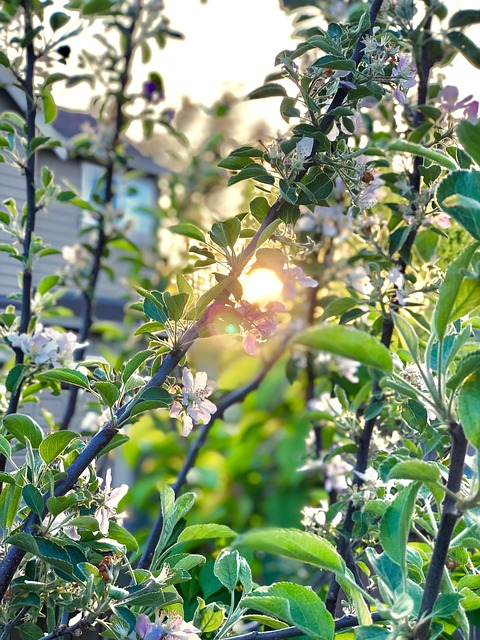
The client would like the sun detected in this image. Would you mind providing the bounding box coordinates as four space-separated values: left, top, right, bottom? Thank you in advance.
240 267 284 305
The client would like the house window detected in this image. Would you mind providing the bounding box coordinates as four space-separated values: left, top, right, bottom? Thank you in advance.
81 162 157 243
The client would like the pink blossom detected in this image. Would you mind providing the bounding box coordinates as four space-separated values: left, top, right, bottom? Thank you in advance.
282 266 318 299
236 300 285 355
242 332 258 356
136 613 201 640
438 86 478 122
425 213 450 229
464 101 479 122
8 324 86 367
391 55 417 103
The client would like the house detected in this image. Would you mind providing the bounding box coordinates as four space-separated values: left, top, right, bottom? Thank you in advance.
0 67 164 326
0 70 165 431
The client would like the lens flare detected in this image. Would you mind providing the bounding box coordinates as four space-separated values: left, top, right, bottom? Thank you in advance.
240 268 284 305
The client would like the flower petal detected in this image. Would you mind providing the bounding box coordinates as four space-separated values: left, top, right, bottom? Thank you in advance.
242 332 258 356
182 368 194 390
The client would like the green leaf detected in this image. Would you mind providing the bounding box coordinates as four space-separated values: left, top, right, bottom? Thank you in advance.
176 273 193 298
229 146 264 158
18 623 44 640
233 527 345 575
355 626 390 640
218 155 254 170
7 533 73 574
3 414 43 448
178 523 236 543
449 10 480 28
49 11 70 30
22 484 44 516
129 386 171 418
256 219 282 248
151 487 196 566
388 461 440 484
37 274 59 295
92 381 120 408
457 121 480 166
214 549 241 592
41 88 57 124
82 0 115 14
0 51 10 68
447 351 480 390
39 432 77 464
437 170 480 241
388 140 457 171
196 275 237 315
97 433 129 457
165 553 206 572
0 481 21 529
242 582 334 640
380 483 420 572
432 593 465 618
250 196 271 222
193 598 225 633
241 615 289 630
458 372 480 447
392 313 419 363
0 435 11 461
448 31 480 69
122 350 154 383
47 495 82 518
164 292 190 322
36 368 90 390
450 277 480 325
141 289 168 324
248 83 288 100
126 588 181 608
6 364 28 394
434 242 479 339
210 218 241 249
108 522 138 552
169 223 205 243
227 163 274 187
314 55 355 72
294 325 392 372
460 587 480 611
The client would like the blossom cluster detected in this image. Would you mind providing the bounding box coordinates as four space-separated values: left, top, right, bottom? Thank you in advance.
7 324 86 367
135 612 201 640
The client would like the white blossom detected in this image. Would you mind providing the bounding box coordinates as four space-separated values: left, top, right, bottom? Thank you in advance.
170 368 216 436
324 455 353 493
349 266 374 295
387 267 405 289
95 468 128 536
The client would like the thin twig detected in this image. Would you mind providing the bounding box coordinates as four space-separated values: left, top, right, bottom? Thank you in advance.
60 12 138 430
325 2 435 616
138 339 289 570
37 617 92 640
0 606 30 640
414 421 467 640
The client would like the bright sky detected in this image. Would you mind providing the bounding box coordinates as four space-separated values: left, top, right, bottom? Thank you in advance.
161 0 295 108
55 0 479 133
